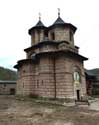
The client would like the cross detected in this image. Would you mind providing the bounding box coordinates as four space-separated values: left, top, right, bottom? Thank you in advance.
39 12 41 21
58 8 60 17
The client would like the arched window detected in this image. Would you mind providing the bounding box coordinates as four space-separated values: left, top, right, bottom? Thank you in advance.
74 71 80 83
73 66 81 84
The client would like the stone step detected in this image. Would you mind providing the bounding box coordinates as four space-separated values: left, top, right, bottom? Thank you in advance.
75 100 90 105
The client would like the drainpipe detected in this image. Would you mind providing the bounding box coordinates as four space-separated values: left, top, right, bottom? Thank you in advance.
53 57 56 99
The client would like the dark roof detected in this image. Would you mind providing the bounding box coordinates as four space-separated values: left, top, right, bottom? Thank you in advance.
14 59 37 69
15 49 88 69
0 80 16 84
53 17 65 25
47 16 77 33
24 40 58 52
85 69 96 76
35 20 45 27
35 50 88 61
85 69 99 83
85 69 99 78
28 16 77 35
28 20 46 35
24 40 72 52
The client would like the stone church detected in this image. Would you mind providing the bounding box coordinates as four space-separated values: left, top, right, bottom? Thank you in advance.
14 11 88 100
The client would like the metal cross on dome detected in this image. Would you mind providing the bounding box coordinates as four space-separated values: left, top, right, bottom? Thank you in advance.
58 8 60 17
39 12 41 21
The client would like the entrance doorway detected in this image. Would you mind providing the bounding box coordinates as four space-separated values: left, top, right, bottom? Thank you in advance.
76 90 80 100
10 88 15 95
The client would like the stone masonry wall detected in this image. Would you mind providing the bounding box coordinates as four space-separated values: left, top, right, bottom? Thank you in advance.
0 84 16 95
65 57 86 99
31 30 44 46
16 62 35 95
55 56 73 98
17 55 86 99
55 55 86 99
48 27 74 46
35 56 55 98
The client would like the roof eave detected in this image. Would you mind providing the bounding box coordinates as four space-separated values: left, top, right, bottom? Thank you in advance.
47 23 77 33
28 26 46 35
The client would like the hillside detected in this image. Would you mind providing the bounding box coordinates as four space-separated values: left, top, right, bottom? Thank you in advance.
0 66 17 80
87 68 99 75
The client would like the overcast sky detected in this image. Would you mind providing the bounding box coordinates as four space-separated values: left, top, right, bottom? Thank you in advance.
0 0 99 70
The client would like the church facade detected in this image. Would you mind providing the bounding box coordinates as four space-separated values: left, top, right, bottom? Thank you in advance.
14 12 88 100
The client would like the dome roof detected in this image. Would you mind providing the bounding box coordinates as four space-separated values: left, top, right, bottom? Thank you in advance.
28 19 46 35
53 16 65 25
35 20 45 27
47 16 77 33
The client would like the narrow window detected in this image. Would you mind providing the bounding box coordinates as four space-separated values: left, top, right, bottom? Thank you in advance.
37 80 39 88
23 82 24 88
41 80 43 85
70 30 73 41
51 32 55 40
44 30 48 38
37 30 41 42
31 33 35 45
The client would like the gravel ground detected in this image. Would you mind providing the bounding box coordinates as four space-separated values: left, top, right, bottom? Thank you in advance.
0 95 99 125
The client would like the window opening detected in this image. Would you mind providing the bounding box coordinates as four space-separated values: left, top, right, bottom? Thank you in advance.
51 32 55 40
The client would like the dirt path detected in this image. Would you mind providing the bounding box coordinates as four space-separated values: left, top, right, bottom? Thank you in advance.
0 96 99 125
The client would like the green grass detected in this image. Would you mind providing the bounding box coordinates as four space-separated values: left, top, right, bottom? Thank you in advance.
87 68 99 75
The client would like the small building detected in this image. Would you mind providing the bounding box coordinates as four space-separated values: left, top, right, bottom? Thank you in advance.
14 11 88 100
85 70 95 95
92 76 99 95
86 70 99 95
0 80 16 95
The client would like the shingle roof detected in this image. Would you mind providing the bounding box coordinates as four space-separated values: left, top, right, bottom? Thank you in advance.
0 80 16 84
53 17 65 25
85 70 95 76
35 20 45 27
28 20 46 35
35 50 88 61
48 16 77 33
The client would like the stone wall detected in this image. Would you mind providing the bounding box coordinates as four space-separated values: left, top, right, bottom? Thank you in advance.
0 83 16 95
55 55 86 99
31 30 44 45
17 55 86 99
35 56 55 98
16 62 35 95
30 27 75 47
